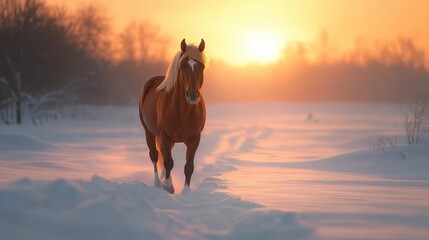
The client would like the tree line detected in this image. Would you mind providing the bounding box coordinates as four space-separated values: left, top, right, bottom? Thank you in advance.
203 33 429 103
0 0 167 124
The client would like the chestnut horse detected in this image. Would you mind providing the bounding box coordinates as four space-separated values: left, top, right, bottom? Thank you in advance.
139 39 209 194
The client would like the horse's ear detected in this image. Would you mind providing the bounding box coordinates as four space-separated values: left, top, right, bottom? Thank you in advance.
199 39 205 52
181 39 187 53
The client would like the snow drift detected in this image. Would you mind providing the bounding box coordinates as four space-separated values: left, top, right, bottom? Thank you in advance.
0 176 312 240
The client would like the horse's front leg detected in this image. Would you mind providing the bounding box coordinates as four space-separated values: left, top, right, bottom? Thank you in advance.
160 136 175 194
184 134 201 188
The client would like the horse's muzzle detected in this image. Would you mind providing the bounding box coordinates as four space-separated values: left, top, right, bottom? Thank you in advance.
185 90 200 104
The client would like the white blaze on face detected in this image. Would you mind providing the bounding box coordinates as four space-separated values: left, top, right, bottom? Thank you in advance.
188 58 197 72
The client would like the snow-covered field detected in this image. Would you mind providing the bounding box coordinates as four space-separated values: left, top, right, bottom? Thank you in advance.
1 102 429 239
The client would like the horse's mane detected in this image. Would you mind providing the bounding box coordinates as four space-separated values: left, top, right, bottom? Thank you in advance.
157 44 209 92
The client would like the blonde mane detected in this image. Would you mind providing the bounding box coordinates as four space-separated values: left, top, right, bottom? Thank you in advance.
157 44 209 92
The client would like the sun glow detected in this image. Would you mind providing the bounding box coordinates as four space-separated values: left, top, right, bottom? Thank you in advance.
243 31 284 64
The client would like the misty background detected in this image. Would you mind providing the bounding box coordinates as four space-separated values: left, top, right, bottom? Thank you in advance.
1 0 429 124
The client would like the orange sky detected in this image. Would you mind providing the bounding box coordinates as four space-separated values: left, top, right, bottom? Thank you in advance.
49 0 429 65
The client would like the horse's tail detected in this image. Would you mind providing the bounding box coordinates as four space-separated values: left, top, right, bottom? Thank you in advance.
139 75 165 125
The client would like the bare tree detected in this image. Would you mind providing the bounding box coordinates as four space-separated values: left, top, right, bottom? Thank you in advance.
0 52 22 123
0 0 115 117
118 21 170 62
404 94 429 145
73 4 111 59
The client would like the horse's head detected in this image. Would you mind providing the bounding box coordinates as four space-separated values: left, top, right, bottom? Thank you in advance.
179 39 206 104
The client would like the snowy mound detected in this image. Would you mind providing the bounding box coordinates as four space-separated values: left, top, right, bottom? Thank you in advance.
0 133 59 151
0 176 313 240
299 145 429 180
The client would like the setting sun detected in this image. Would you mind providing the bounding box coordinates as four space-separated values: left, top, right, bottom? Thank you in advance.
244 31 284 64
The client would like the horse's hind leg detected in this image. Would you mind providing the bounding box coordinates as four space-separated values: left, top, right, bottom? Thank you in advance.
155 137 165 180
143 123 162 188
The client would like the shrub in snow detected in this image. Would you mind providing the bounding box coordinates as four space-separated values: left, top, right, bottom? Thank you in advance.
404 94 429 146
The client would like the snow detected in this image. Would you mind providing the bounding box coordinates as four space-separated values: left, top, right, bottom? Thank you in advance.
1 102 429 239
294 145 429 180
0 133 59 151
0 176 311 240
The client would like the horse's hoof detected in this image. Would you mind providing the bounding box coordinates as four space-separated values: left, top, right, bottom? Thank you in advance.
181 185 191 195
163 185 175 194
153 172 162 188
160 168 166 180
153 176 162 188
163 178 175 194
